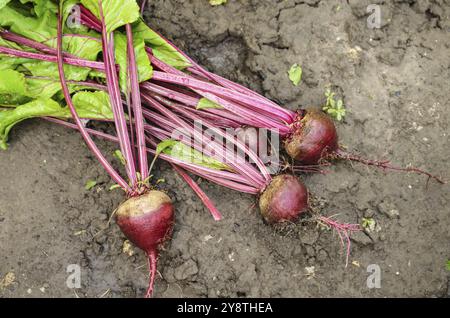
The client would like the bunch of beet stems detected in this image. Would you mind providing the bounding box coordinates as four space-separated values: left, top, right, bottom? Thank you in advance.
0 30 228 220
0 30 277 202
76 6 445 184
1 6 444 184
0 30 299 201
0 5 360 262
0 29 359 266
0 12 362 265
51 1 192 298
0 31 227 217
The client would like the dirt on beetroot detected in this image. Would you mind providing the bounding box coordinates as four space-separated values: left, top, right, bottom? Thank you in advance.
1 0 449 298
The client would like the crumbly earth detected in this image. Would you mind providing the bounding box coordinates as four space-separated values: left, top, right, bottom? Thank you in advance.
1 0 449 298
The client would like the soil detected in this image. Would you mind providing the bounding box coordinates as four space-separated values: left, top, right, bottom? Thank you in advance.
1 0 449 298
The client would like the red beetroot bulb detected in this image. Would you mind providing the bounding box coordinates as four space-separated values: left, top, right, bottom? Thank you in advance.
285 109 338 165
116 190 174 298
259 174 308 224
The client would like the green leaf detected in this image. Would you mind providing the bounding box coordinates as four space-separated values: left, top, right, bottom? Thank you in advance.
23 35 103 82
323 89 346 121
196 98 223 110
113 149 126 166
133 20 191 70
25 77 67 99
113 32 153 93
0 98 64 149
0 69 33 106
0 3 101 81
71 91 114 120
0 0 12 10
109 184 122 191
156 139 231 171
209 0 227 6
80 0 140 33
0 91 114 149
84 179 97 190
446 260 450 271
0 4 57 42
0 69 101 106
288 63 302 86
0 69 59 100
20 0 58 17
0 69 27 96
155 139 176 156
0 94 30 106
361 217 376 232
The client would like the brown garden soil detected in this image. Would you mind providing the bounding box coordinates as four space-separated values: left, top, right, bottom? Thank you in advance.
1 0 449 297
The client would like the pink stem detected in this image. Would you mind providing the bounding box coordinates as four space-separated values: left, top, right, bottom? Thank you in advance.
49 115 258 194
46 117 226 219
140 82 248 125
80 5 102 32
0 45 105 71
183 167 260 194
98 0 137 187
0 30 77 58
171 164 222 221
144 132 255 186
149 61 290 132
55 6 130 192
145 33 295 122
140 0 148 16
148 93 241 128
149 94 271 184
126 24 148 180
141 96 267 188
78 5 295 125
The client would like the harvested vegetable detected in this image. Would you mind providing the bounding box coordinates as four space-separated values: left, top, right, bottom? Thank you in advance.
75 13 444 184
56 0 172 297
0 0 362 277
0 0 224 297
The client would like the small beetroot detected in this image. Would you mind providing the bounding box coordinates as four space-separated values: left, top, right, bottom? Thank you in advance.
259 174 308 224
285 109 338 165
116 190 174 298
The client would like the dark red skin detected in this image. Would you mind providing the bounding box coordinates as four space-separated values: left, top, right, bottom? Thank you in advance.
115 191 174 298
259 174 308 224
284 109 339 165
116 191 174 254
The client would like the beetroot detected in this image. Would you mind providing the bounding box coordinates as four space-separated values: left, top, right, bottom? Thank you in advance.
286 109 445 183
116 191 174 298
285 109 338 165
259 174 308 224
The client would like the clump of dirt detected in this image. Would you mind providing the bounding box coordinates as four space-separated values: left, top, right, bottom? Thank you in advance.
1 0 449 297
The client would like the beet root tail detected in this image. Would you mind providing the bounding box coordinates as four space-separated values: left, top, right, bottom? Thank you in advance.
145 250 158 298
317 215 360 267
334 149 446 185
